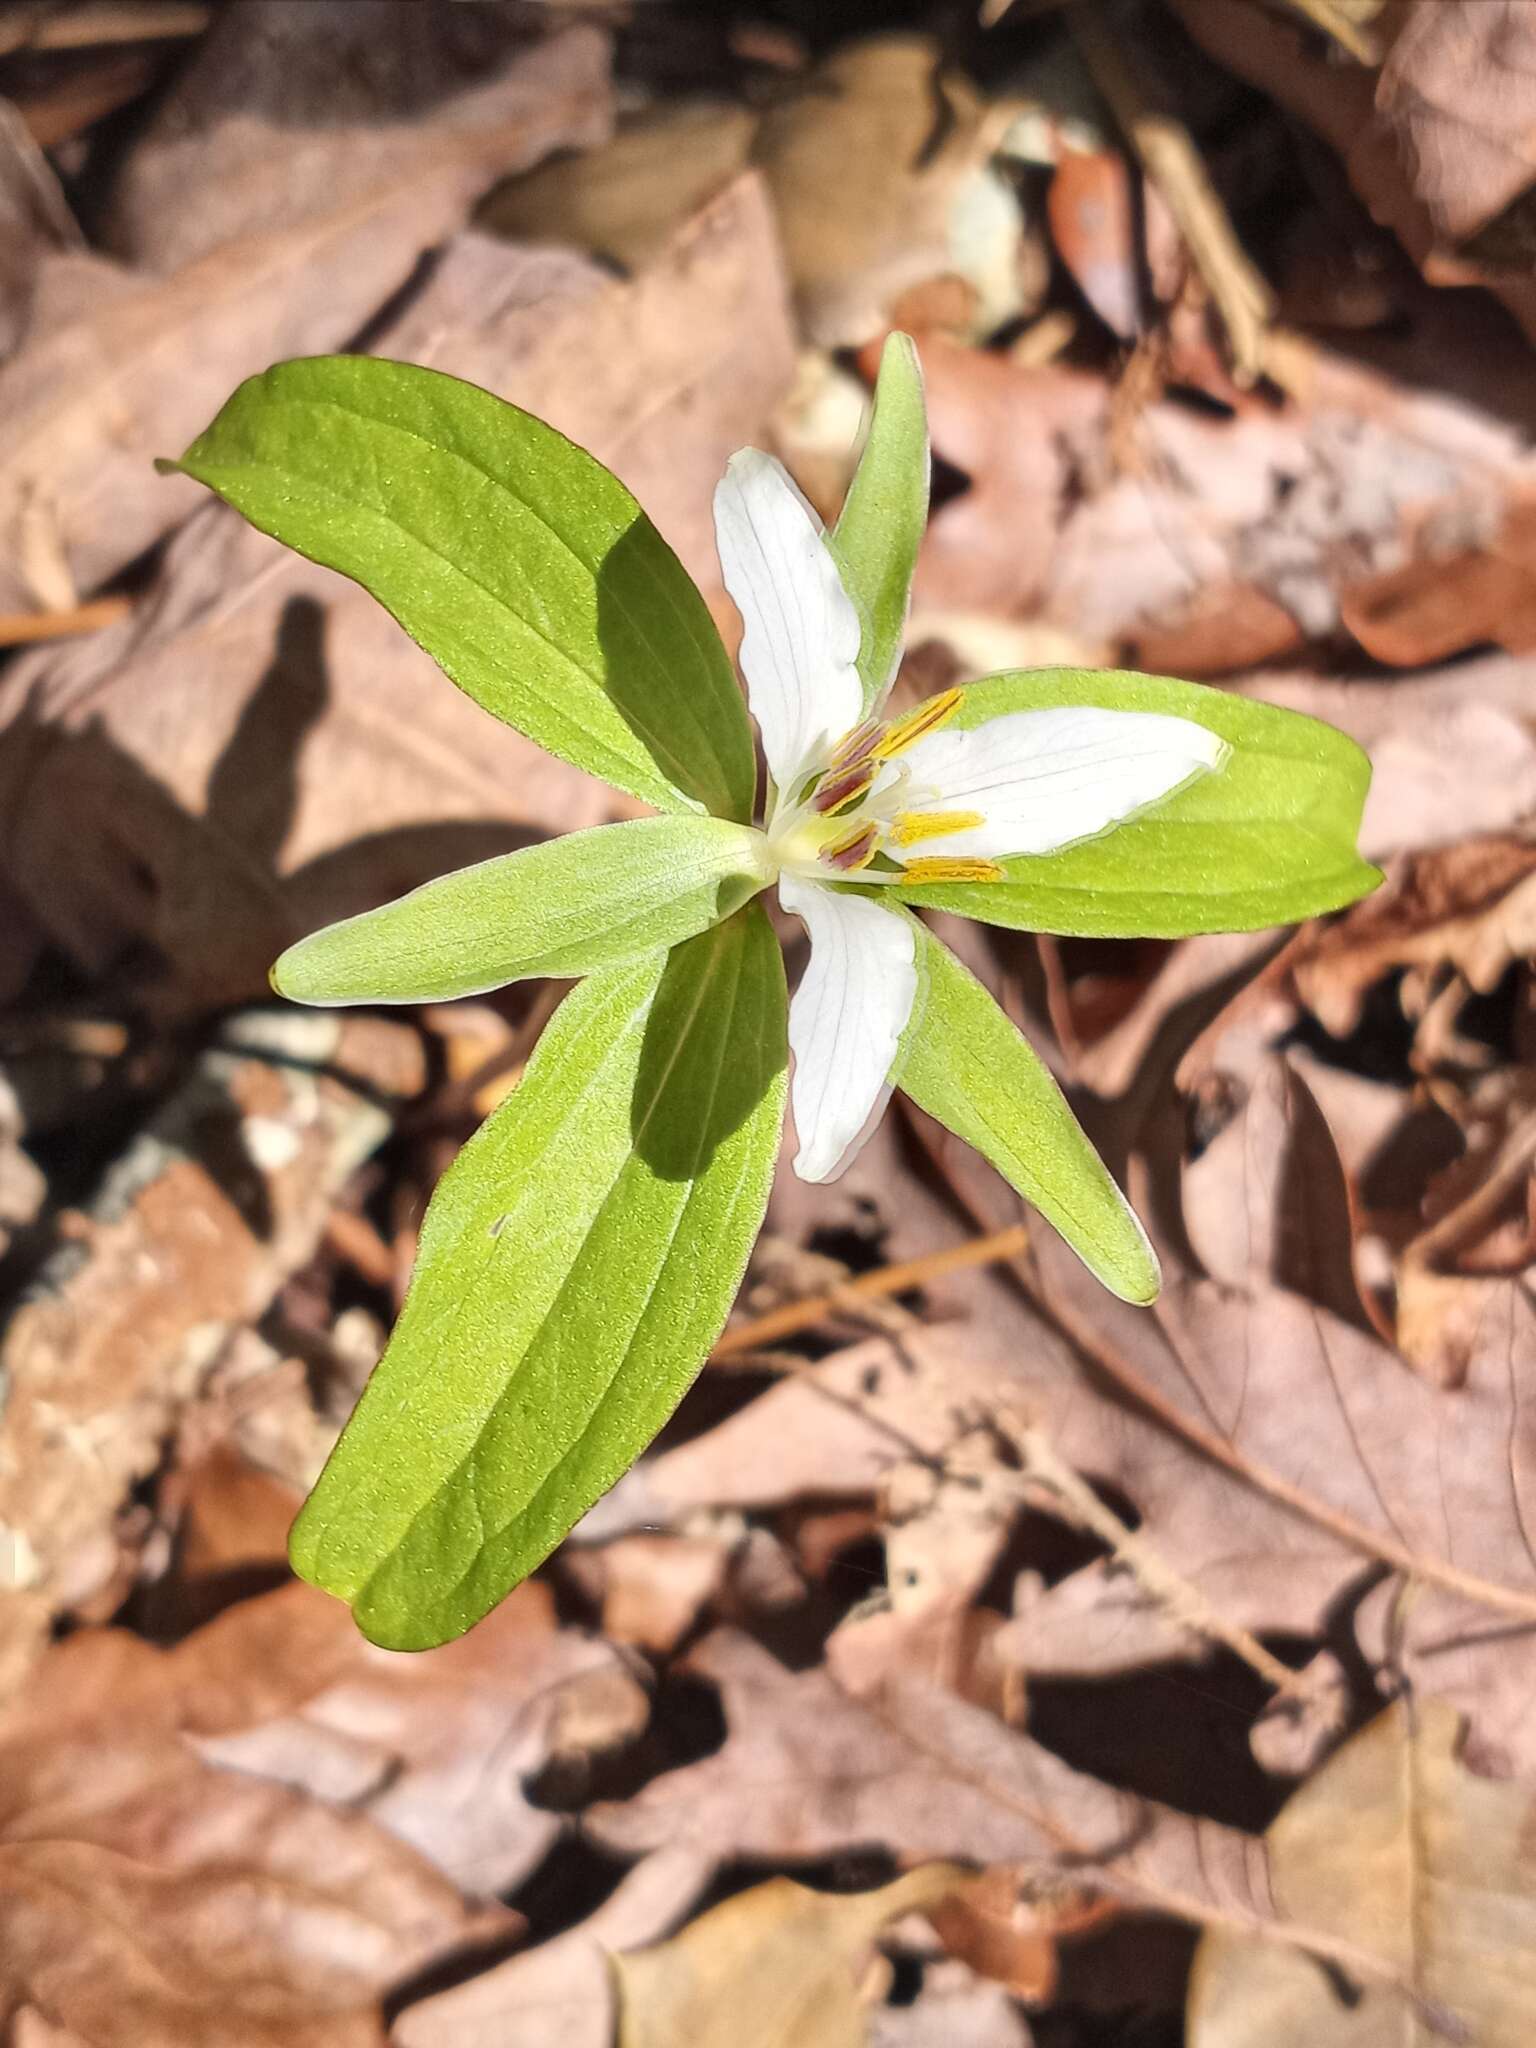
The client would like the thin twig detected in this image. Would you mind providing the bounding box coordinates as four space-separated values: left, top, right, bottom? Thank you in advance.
1278 0 1381 65
0 597 131 647
1003 1414 1322 1703
712 1222 1030 1358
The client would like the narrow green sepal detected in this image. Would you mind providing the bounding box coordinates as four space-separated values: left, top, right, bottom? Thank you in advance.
895 918 1160 1305
830 333 930 711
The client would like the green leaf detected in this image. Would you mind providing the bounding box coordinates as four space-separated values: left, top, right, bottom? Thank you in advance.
830 333 929 711
895 919 1159 1305
273 816 770 1006
165 356 756 823
289 904 787 1648
894 669 1382 936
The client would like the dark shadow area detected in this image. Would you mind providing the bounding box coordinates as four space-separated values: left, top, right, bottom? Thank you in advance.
1025 1639 1319 1835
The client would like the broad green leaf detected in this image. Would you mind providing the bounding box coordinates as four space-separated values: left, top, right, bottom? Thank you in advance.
895 919 1159 1304
165 357 757 823
894 669 1382 936
289 904 787 1648
830 332 929 710
273 816 770 1005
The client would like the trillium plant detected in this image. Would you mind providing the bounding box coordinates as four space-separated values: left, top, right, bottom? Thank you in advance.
167 337 1380 1649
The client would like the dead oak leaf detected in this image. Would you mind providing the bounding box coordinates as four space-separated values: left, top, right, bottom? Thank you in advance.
586 1628 1271 1929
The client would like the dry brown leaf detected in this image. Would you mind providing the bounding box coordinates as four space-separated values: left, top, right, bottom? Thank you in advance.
1339 498 1536 665
1289 834 1536 1039
1013 1230 1536 1775
1180 1055 1377 1334
1373 1 1536 247
0 23 610 611
1188 1700 1536 2044
587 1629 1272 1926
614 1866 973 2048
913 331 1535 654
0 181 793 1008
1170 0 1536 343
195 1579 649 1897
100 1 588 269
391 1847 709 2048
0 1010 424 1696
0 1591 503 2046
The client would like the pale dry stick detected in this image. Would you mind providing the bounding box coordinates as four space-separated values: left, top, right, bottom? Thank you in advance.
0 1 208 59
868 1688 1470 2039
0 597 130 647
711 1222 1031 1359
1070 1 1276 384
1001 1413 1324 1705
1278 0 1381 65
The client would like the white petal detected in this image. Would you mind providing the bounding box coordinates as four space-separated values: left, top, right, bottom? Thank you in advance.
779 874 917 1183
899 707 1227 861
713 449 863 790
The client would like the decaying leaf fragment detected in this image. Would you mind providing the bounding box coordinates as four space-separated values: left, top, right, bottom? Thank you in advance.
615 1865 974 2048
1188 1699 1536 2045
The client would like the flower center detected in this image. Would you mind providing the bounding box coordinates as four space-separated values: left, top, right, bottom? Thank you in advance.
764 688 1005 886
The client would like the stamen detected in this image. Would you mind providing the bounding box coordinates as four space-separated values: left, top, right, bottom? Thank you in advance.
812 764 876 814
822 821 879 872
828 718 883 771
899 855 1005 883
890 808 985 847
871 687 964 760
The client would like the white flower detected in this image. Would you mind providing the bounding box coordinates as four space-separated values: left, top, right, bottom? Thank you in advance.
714 448 1227 1186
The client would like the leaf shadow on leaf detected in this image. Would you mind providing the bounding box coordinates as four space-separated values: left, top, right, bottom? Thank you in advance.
594 512 753 826
631 917 787 1182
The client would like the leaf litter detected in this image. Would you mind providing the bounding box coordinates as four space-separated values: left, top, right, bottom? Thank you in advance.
4 0 1536 2040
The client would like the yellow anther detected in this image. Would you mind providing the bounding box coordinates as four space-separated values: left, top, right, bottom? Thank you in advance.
899 855 1005 884
890 808 985 847
871 687 964 760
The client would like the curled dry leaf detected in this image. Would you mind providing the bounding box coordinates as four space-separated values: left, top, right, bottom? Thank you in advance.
1288 833 1536 1039
1188 1700 1536 2045
752 37 1029 348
